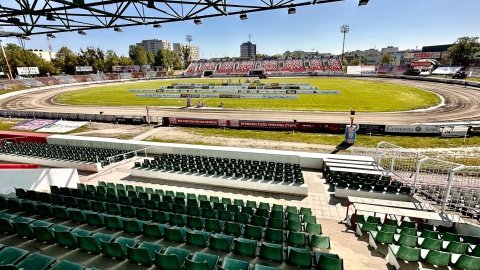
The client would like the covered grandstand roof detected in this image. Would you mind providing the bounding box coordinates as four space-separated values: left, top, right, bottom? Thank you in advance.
0 0 346 37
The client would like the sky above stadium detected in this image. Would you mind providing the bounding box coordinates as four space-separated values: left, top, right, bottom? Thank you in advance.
4 0 480 58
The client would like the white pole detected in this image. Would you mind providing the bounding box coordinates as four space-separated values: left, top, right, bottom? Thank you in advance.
0 39 13 80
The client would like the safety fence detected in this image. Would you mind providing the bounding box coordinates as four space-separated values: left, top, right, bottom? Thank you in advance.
352 142 480 218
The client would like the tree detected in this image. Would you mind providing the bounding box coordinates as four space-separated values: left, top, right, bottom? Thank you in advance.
53 46 78 74
350 58 361 66
105 50 120 72
271 54 283 59
0 44 55 76
154 49 167 70
180 45 191 69
360 55 367 65
118 55 133 66
146 51 155 65
448 36 480 66
78 47 106 73
381 54 393 65
289 51 304 58
128 45 148 65
342 58 348 67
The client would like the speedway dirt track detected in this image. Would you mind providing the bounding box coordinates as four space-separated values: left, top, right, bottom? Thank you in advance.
1 77 479 125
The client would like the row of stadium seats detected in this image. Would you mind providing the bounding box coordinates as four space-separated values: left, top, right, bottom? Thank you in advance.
1 184 343 269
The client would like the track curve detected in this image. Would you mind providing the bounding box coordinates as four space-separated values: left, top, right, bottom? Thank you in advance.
1 77 479 125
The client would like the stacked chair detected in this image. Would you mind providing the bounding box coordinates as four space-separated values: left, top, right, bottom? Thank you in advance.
0 181 343 270
134 153 304 184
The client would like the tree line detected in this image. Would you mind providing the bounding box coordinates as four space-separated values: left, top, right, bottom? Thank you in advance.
0 43 190 77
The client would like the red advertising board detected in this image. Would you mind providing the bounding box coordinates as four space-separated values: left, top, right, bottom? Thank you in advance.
414 52 432 59
410 61 432 67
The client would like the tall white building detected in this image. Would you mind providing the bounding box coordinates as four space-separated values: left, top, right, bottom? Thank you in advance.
137 39 171 54
381 46 399 54
29 49 56 62
173 43 200 61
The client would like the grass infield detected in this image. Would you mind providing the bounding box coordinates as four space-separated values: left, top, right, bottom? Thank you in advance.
56 77 440 112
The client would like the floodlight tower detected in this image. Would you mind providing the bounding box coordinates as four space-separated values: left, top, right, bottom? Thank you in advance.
340 24 349 65
185 34 192 63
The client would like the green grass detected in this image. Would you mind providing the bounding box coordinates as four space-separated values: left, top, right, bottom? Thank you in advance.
467 78 480 82
0 89 27 95
151 127 480 149
56 78 440 112
0 120 22 131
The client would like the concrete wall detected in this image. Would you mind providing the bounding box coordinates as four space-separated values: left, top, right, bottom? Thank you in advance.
48 135 373 169
0 168 79 195
132 168 308 196
0 153 101 172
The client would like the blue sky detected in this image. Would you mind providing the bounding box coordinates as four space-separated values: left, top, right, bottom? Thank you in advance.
4 0 480 58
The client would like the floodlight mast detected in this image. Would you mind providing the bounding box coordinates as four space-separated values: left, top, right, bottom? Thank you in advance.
186 34 192 63
0 39 13 80
340 24 349 66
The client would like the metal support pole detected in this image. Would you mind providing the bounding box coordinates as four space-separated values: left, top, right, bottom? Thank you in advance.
412 157 429 194
441 165 464 213
390 150 397 174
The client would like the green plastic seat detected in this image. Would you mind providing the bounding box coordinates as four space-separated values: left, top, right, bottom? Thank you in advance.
359 222 378 234
187 206 202 217
399 220 416 228
214 202 226 211
36 203 53 217
0 247 29 265
77 183 87 191
315 251 344 270
198 195 208 202
224 221 244 236
234 199 245 207
306 223 322 235
366 216 381 224
299 207 312 216
186 252 219 270
52 206 70 220
441 232 460 242
455 254 480 270
0 218 14 234
220 257 249 270
126 185 135 192
116 183 126 190
310 235 331 249
50 260 86 270
77 198 92 210
209 196 220 203
250 215 266 227
98 181 107 188
91 201 106 212
380 224 397 233
287 231 306 246
78 232 114 254
12 253 56 270
259 242 283 262
33 224 70 243
132 197 145 208
270 210 283 220
444 241 469 254
158 201 172 212
303 215 316 224
398 227 417 236
255 208 269 218
54 228 92 248
186 230 210 247
389 244 420 262
246 200 257 208
202 208 217 219
268 218 284 230
121 205 136 217
143 222 167 238
420 237 442 251
209 234 233 252
470 245 480 257
20 200 37 214
420 230 439 239
172 204 186 214
165 226 187 243
86 185 96 192
424 250 451 267
287 246 311 267
396 233 418 247
227 204 240 213
169 213 187 226
136 208 152 220
68 209 87 223
104 215 124 230
370 231 394 246
233 238 258 257
123 219 144 234
265 227 284 243
127 241 164 266
384 218 398 226
155 246 191 270
287 213 301 222
244 224 263 240
205 219 224 233
200 201 212 209
152 210 170 223
106 203 121 215
101 236 139 260
187 216 205 229
286 220 302 232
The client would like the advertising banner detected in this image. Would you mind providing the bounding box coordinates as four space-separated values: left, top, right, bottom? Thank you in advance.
17 67 40 75
361 66 376 74
431 67 462 75
11 119 58 131
431 52 441 59
347 66 362 75
168 118 219 126
404 53 415 59
137 94 298 99
441 126 469 138
414 52 432 59
385 125 440 134
36 120 88 133
357 124 386 134
410 62 433 67
236 120 298 129
75 66 93 72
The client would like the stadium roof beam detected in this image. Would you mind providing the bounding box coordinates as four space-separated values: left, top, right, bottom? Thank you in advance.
0 0 346 37
358 0 369 6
